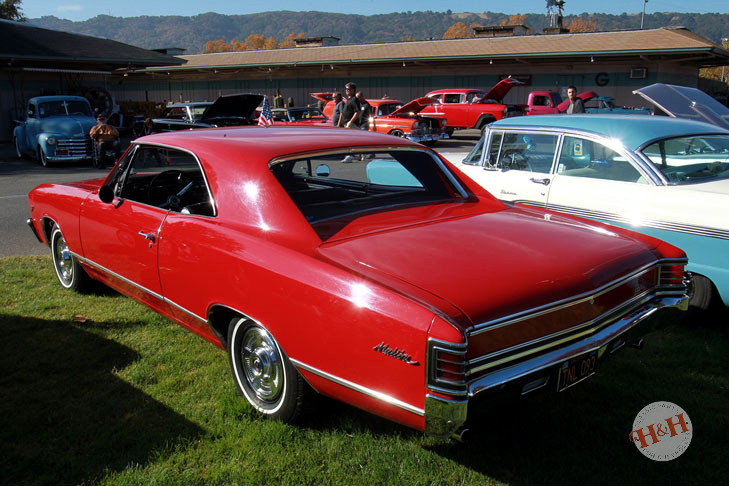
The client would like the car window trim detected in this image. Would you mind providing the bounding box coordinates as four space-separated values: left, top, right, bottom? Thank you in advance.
116 141 218 217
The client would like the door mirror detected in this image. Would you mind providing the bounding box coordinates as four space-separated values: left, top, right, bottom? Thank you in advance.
315 164 330 177
98 185 115 203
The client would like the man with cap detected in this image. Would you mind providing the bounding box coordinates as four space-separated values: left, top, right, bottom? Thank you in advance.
89 114 120 168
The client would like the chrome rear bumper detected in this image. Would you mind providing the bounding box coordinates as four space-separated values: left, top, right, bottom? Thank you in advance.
424 293 689 437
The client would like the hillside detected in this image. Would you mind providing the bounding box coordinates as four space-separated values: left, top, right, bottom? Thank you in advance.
29 10 729 54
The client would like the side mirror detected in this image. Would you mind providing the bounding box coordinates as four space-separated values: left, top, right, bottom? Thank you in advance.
98 185 115 203
315 164 330 177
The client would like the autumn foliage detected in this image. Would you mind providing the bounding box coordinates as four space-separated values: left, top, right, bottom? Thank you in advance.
442 22 473 40
565 17 598 33
203 33 305 53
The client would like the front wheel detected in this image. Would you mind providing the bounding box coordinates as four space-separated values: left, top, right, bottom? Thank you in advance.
38 146 49 167
227 317 306 422
389 129 405 138
688 274 717 310
14 137 24 159
50 224 92 292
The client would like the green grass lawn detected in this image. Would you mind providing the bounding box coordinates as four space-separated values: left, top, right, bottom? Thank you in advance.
1 255 728 485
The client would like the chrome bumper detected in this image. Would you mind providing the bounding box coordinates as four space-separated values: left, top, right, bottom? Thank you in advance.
26 218 43 243
424 293 689 437
407 132 449 143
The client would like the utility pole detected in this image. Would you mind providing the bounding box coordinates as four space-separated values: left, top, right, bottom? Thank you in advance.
641 0 648 29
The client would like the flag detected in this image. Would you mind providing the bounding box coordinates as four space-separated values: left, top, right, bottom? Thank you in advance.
258 96 273 126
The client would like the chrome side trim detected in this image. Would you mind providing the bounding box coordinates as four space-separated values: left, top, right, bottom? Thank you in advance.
468 295 688 397
72 253 207 324
289 358 424 417
544 203 729 241
469 261 669 335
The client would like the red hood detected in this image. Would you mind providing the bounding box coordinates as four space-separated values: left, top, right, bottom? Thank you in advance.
483 78 524 102
310 92 335 102
389 97 439 116
315 205 659 326
557 91 597 112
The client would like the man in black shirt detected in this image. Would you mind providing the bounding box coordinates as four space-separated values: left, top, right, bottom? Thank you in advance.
340 82 361 128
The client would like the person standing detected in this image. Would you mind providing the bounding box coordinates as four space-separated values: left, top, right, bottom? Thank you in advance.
340 82 361 128
89 114 120 168
273 91 284 108
356 91 372 131
565 86 585 114
331 92 344 127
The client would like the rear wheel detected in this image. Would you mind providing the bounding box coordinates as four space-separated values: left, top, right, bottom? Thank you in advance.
227 317 306 422
50 224 92 292
688 274 717 310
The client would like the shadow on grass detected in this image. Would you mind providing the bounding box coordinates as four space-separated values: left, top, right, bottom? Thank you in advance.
425 308 729 485
0 314 205 485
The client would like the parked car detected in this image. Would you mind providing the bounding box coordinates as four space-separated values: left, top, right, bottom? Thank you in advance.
452 114 728 308
27 127 689 436
583 96 651 115
13 95 96 166
151 94 262 132
633 83 729 130
271 107 329 126
366 97 448 145
149 102 213 132
419 78 525 133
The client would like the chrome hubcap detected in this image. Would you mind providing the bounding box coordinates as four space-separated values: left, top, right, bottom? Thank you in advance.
240 327 283 403
54 234 73 285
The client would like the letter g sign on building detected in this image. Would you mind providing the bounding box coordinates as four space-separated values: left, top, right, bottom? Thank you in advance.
629 401 692 461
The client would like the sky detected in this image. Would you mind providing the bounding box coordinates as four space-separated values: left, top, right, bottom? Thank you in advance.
20 1 729 22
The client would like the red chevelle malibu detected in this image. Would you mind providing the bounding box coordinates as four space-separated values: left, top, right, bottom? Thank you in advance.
27 127 689 437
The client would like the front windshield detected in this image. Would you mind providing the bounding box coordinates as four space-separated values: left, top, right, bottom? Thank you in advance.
38 100 93 118
641 134 729 184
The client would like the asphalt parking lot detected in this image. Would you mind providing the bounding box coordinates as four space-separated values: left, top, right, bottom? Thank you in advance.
0 131 479 258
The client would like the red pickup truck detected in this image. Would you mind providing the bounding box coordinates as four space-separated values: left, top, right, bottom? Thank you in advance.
419 78 524 133
525 90 597 115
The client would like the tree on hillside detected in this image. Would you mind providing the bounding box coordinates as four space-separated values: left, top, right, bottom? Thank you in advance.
0 0 25 21
263 37 277 49
443 22 473 40
244 34 265 50
566 17 597 33
203 39 231 53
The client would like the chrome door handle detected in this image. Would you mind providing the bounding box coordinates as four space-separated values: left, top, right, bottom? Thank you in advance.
138 231 156 242
529 177 551 185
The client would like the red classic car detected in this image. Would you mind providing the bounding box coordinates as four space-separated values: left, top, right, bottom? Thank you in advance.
420 78 525 133
27 126 689 437
365 98 448 145
271 107 330 126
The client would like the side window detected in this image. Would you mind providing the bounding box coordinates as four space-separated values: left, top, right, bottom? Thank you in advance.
558 136 646 183
462 137 485 166
429 94 443 103
443 94 462 104
119 146 214 215
496 133 558 173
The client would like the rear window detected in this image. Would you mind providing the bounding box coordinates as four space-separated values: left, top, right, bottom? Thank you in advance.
270 149 471 239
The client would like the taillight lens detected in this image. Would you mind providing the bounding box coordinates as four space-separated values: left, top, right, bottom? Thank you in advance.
659 264 686 287
427 339 467 395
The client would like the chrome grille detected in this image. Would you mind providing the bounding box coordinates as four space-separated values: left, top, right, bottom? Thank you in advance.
55 138 92 157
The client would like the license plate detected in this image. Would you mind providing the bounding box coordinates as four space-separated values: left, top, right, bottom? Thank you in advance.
557 350 597 391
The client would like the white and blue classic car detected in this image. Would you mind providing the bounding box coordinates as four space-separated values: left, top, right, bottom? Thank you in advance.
13 96 96 166
453 114 729 309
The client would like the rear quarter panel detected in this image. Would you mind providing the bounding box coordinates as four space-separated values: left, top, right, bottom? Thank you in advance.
28 184 90 253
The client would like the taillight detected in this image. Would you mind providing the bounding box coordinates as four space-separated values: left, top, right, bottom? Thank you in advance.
657 262 688 294
427 338 467 395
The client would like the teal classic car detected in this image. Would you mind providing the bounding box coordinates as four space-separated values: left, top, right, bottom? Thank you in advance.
14 96 96 166
452 114 729 309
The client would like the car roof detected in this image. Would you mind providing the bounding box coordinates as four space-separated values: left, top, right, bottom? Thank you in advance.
489 114 729 150
166 102 212 108
136 126 420 166
30 95 89 103
426 89 484 95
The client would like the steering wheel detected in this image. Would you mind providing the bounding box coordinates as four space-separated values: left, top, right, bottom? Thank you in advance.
501 150 532 171
147 170 195 209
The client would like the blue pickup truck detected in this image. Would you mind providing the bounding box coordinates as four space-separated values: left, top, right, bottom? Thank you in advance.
14 96 96 166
